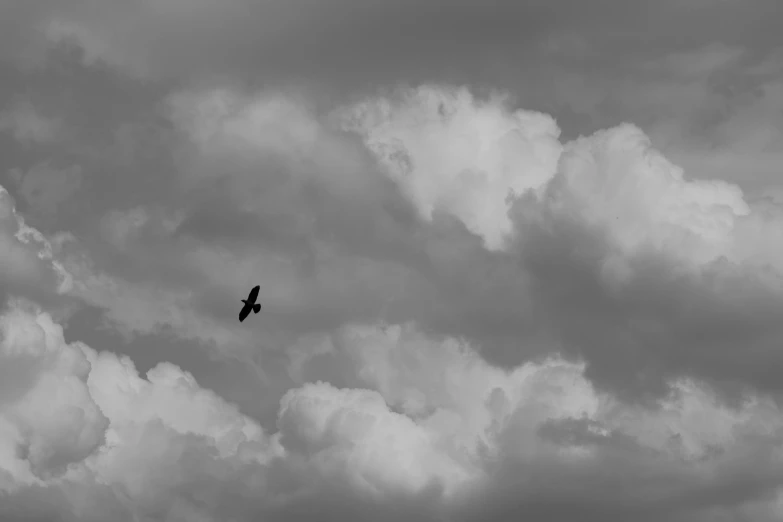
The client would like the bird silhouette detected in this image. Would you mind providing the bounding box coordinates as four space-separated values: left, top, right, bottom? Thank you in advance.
239 285 261 322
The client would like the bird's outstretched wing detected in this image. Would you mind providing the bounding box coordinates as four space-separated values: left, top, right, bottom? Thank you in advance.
239 303 252 322
248 285 260 302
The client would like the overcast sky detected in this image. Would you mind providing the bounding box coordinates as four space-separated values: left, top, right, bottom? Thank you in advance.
2 1 783 521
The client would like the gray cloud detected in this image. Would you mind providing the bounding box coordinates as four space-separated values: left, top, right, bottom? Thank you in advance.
1 1 783 521
42 80 783 401
1 0 780 90
11 161 83 219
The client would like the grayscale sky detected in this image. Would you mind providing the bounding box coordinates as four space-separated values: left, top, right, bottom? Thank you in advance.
1 1 783 521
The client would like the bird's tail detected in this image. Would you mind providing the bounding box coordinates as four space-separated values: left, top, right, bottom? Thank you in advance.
252 304 261 314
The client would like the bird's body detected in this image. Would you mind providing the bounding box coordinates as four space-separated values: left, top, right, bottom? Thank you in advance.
239 285 261 322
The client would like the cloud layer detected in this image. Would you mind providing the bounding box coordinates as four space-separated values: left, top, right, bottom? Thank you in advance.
2 2 783 520
1 300 783 521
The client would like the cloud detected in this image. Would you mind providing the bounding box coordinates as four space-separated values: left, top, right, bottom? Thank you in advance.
62 257 252 351
0 300 279 521
1 301 782 521
0 185 73 302
500 122 783 399
0 299 107 484
2 0 539 80
47 87 426 351
289 323 783 519
277 381 476 499
328 85 783 402
0 1 782 520
661 72 783 193
0 100 61 144
9 161 83 219
337 85 562 250
639 42 745 80
539 123 750 268
36 80 783 405
3 8 783 513
1 0 763 87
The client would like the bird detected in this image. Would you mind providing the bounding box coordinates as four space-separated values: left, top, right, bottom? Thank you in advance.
239 285 261 322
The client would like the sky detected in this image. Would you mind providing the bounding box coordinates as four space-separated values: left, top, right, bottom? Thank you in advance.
1 0 783 521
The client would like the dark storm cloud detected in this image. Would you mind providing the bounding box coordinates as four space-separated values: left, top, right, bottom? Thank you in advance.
42 81 781 412
2 0 783 521
36 76 782 407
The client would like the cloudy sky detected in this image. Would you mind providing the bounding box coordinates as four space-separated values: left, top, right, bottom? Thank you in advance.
1 0 783 521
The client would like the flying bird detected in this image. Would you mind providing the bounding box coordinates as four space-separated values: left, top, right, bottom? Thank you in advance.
239 285 261 322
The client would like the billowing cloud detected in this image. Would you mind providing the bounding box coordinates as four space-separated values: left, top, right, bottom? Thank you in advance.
1 303 782 521
0 299 107 484
0 301 279 521
2 1 783 519
328 85 783 402
38 80 783 404
503 124 783 399
337 85 562 250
